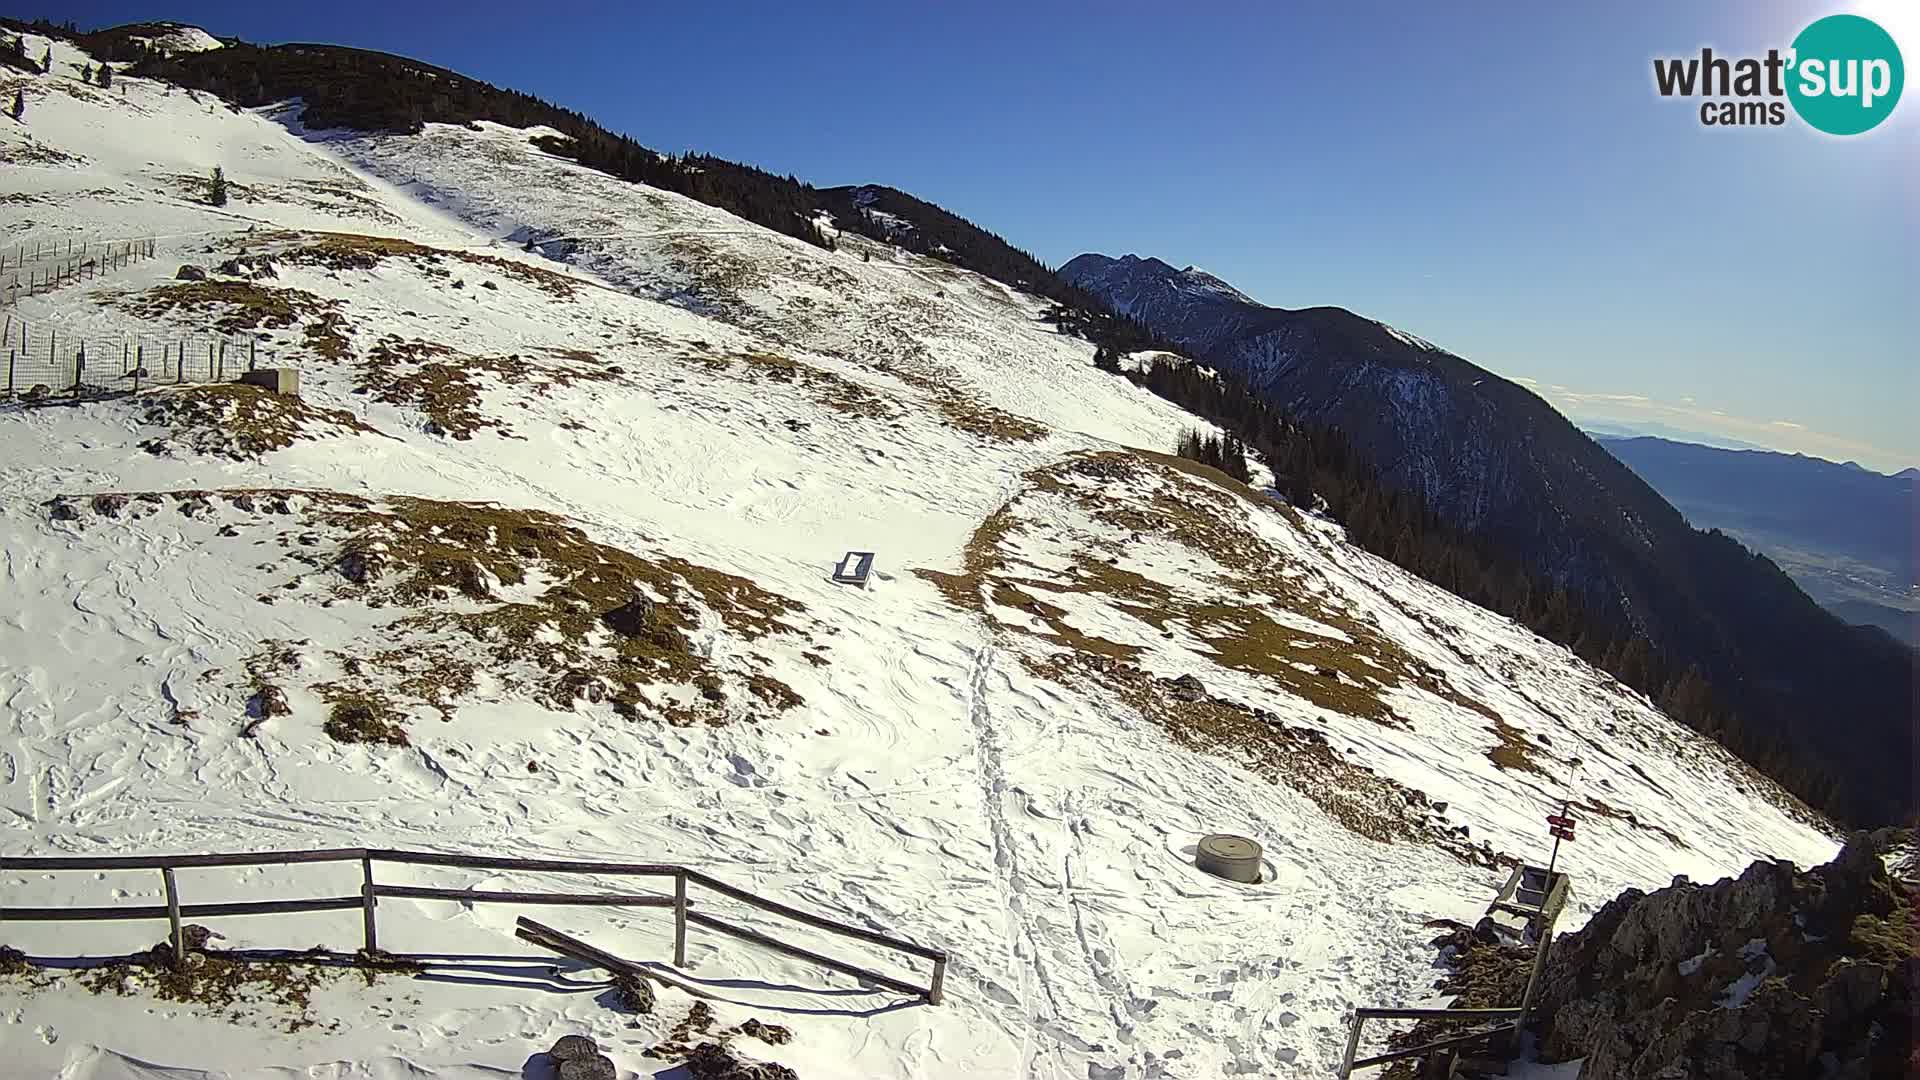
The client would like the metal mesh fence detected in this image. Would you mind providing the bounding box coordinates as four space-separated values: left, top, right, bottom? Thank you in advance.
1 314 270 400
1 238 160 307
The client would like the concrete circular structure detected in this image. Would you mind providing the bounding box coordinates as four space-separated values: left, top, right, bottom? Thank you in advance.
1195 834 1263 883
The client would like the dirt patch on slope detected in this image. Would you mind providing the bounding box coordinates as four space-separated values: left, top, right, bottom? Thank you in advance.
356 336 620 438
699 350 897 420
282 231 580 299
920 450 1512 861
47 490 815 743
107 281 353 361
137 383 381 459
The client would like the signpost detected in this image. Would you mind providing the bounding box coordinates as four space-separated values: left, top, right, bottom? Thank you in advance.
1519 800 1579 1027
1544 804 1576 881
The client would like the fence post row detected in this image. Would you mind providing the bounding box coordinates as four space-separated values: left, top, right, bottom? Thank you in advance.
0 848 950 1005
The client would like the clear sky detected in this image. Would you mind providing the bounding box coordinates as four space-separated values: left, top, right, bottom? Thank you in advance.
47 0 1920 472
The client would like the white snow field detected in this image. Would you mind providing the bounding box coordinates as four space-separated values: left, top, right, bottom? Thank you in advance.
0 34 1836 1079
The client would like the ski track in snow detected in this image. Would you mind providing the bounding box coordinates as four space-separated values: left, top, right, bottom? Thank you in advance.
0 32 1840 1079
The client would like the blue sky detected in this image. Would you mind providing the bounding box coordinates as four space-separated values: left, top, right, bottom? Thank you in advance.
49 0 1920 471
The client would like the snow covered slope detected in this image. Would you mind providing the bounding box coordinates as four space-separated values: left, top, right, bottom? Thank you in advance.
0 36 1835 1079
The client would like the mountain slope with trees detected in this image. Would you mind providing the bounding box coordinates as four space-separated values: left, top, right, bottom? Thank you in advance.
1067 255 1915 826
1600 435 1917 644
17 16 1903 825
113 37 837 249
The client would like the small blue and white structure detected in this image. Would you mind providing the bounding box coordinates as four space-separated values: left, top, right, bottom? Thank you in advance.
832 551 876 588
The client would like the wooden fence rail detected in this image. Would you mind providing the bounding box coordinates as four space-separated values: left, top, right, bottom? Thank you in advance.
0 847 948 1005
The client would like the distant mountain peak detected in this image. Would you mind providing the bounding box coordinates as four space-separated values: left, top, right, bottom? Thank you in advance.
1061 252 1256 312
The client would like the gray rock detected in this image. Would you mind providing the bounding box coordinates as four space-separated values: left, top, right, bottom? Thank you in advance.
1815 961 1885 1029
557 1055 616 1080
602 596 659 637
247 684 291 719
90 493 129 517
548 1034 598 1061
338 547 386 584
1169 674 1205 702
610 972 655 1014
175 264 208 281
216 254 278 280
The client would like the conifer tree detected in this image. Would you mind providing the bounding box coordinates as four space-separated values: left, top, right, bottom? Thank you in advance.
10 89 22 121
97 63 112 89
81 63 92 82
209 166 228 207
40 47 50 74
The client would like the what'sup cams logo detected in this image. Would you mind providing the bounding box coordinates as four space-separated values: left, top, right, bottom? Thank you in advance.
1654 14 1904 134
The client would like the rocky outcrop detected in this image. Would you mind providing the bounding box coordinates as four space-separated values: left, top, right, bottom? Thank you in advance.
1423 832 1913 1079
546 1034 618 1080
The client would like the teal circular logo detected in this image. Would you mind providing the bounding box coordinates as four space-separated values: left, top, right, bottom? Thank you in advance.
1787 14 1904 135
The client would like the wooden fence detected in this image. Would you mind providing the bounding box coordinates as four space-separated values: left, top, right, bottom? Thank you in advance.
0 847 947 1005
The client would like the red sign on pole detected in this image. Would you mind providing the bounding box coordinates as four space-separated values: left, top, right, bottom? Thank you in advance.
1546 813 1575 829
1550 825 1576 841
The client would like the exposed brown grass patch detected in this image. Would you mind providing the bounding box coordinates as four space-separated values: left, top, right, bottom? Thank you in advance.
1485 717 1550 777
929 451 1493 726
700 351 897 420
309 496 811 730
867 356 1049 442
936 397 1049 442
110 281 353 361
357 336 620 438
282 232 578 299
138 383 379 460
1575 794 1687 848
0 138 86 167
318 690 411 746
1029 652 1509 867
919 450 1521 859
73 949 345 1033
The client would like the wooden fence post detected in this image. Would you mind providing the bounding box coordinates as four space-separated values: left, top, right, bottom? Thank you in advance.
161 867 185 971
178 340 185 384
249 337 257 372
673 870 688 967
928 955 947 1005
134 346 143 393
73 344 84 397
360 856 378 955
6 350 13 397
216 341 225 381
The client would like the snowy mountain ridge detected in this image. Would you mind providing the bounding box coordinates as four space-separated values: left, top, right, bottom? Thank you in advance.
0 29 1836 1079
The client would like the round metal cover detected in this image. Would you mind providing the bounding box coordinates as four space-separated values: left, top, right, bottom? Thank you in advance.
1196 833 1263 883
